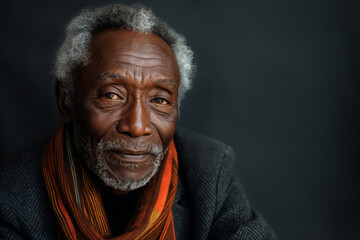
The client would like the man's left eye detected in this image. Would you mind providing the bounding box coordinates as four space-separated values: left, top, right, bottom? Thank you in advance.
104 93 120 100
153 98 169 105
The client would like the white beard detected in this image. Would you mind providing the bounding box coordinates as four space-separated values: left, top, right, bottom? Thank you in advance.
73 125 167 192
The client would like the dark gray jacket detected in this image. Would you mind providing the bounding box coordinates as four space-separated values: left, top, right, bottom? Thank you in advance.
0 128 277 239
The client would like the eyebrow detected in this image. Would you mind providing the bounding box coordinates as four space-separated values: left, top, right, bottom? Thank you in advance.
97 72 123 82
157 79 178 90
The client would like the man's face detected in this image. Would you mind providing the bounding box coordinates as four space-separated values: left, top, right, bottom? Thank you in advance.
71 29 180 192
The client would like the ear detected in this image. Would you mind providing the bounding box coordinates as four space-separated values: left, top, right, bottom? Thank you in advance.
55 80 71 123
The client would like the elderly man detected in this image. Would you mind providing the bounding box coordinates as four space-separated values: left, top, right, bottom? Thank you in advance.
0 4 276 240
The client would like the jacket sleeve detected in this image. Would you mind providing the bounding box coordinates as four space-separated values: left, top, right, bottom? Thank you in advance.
0 204 24 239
0 146 58 240
207 146 278 240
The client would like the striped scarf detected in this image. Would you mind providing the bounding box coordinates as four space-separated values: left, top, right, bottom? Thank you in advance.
42 124 178 240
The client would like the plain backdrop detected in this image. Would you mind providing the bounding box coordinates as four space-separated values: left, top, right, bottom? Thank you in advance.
1 0 359 239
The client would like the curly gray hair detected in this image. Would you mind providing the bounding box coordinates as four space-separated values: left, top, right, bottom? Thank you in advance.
55 4 195 108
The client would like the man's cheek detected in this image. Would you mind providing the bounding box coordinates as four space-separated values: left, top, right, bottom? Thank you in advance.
82 112 116 137
151 110 177 130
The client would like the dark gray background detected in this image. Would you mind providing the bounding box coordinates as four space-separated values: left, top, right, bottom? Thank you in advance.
1 0 359 239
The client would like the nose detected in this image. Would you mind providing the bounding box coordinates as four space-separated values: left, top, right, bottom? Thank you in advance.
117 99 153 138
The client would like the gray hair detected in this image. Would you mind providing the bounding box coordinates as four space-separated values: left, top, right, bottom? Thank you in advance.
55 4 195 108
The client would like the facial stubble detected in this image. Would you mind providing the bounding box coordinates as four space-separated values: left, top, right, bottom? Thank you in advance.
72 124 168 192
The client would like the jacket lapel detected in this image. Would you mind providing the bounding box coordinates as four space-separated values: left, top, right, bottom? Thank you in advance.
172 176 191 240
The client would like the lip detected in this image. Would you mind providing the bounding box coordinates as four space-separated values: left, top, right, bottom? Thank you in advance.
109 150 151 163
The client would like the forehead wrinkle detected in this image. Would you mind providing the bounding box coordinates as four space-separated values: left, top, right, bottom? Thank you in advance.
118 52 167 61
113 53 168 68
121 68 176 90
114 61 169 69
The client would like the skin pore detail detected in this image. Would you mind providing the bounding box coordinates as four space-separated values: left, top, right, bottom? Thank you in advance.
68 29 180 194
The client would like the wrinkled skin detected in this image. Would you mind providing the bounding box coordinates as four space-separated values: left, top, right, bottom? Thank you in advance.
56 29 180 194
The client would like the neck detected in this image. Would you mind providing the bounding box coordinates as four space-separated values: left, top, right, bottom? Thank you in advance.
111 188 130 196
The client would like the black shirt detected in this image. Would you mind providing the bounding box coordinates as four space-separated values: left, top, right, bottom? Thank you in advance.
99 186 142 237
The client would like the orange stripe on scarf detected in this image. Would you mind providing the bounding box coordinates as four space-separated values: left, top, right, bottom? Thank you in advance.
42 123 178 240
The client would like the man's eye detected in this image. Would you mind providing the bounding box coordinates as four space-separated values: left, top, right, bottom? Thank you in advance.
153 98 169 105
103 93 120 100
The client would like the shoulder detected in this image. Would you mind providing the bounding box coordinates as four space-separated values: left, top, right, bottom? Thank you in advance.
174 127 236 201
0 141 45 200
174 127 234 171
174 127 229 151
0 141 57 239
174 126 234 178
173 128 237 229
173 128 278 239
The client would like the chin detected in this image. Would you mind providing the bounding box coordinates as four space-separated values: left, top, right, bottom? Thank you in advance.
72 125 168 191
96 156 162 192
87 149 164 192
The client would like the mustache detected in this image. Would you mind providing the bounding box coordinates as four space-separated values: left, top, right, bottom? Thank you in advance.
96 138 163 155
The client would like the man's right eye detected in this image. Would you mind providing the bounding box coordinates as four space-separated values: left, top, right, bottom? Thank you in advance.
103 93 120 100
